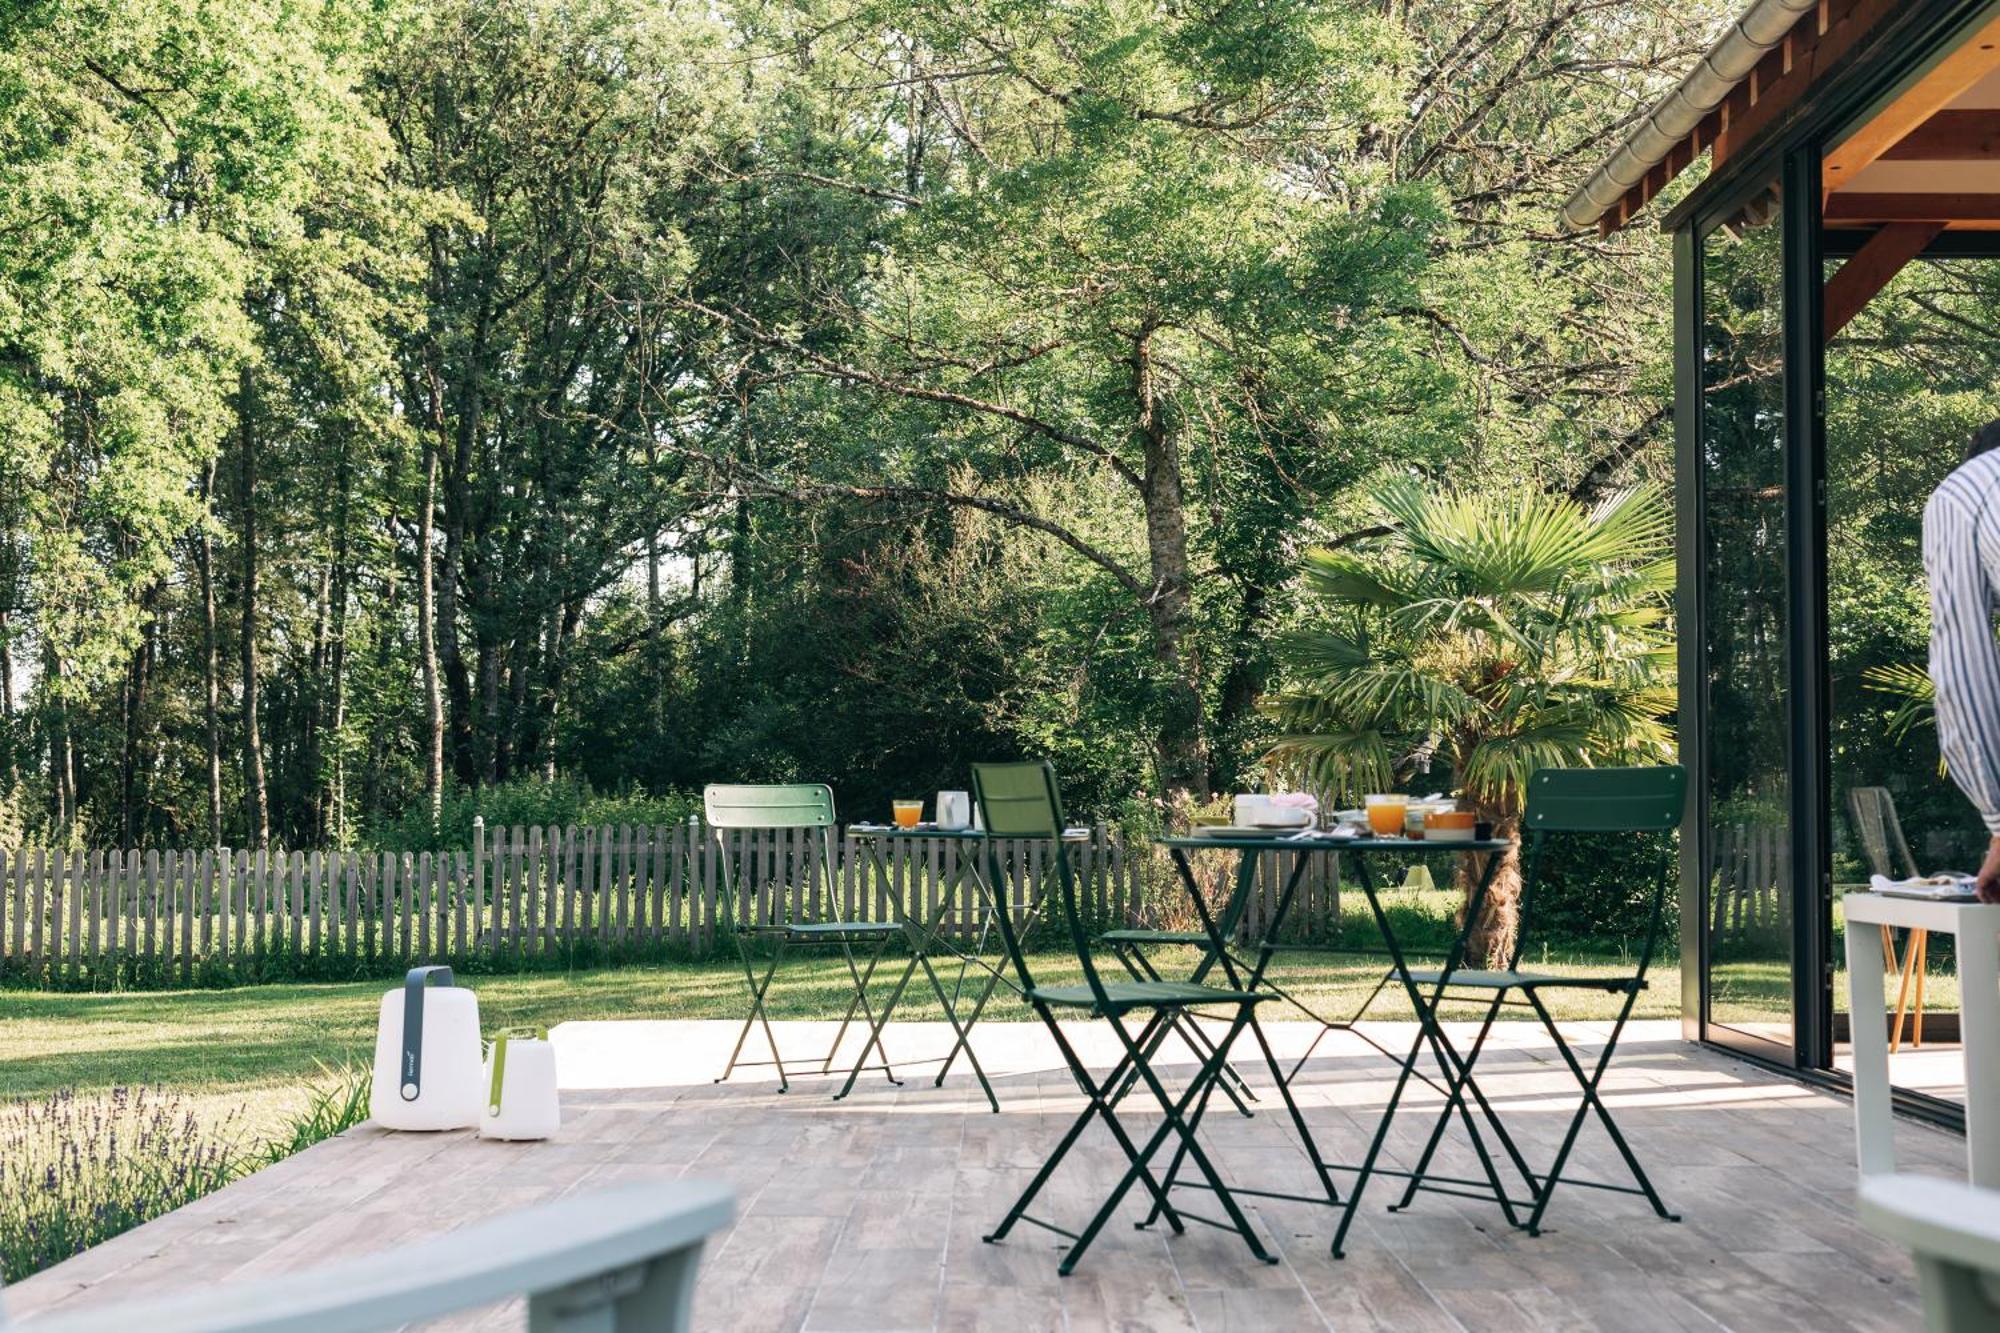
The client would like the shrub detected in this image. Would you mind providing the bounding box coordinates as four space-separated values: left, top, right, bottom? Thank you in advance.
0 1064 376 1283
0 1087 244 1283
369 776 700 852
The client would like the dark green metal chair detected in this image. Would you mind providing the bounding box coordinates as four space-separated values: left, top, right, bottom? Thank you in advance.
1097 874 1261 1117
970 761 1277 1275
707 783 902 1093
1391 765 1687 1235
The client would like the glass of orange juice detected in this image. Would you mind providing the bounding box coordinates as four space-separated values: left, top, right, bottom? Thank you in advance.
892 800 923 829
1364 794 1409 837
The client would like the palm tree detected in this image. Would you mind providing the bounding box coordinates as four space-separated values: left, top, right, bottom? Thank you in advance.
1264 479 1676 965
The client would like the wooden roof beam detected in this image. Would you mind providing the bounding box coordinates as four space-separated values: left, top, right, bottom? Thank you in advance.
1823 192 2000 224
1881 110 2000 159
1823 221 1944 339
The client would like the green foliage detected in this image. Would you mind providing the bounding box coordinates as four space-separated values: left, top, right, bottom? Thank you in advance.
0 1 1724 851
0 1086 244 1283
371 777 702 853
1265 479 1677 815
255 1060 371 1168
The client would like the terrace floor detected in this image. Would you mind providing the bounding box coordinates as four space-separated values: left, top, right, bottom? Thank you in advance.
7 1018 1967 1331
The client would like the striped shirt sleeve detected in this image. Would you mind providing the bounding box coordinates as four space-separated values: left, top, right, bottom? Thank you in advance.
1925 480 2000 836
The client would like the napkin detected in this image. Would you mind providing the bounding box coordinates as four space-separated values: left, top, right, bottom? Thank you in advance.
1870 873 1977 901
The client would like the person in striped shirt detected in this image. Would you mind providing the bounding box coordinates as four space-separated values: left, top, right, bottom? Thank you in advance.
1924 419 2000 903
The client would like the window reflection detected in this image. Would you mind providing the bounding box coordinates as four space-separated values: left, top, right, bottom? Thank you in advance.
1700 200 1793 1049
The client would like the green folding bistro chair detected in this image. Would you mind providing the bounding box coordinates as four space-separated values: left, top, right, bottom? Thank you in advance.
1390 765 1687 1236
971 761 1278 1275
707 783 903 1093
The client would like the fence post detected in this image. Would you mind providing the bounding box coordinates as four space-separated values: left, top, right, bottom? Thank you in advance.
472 815 486 923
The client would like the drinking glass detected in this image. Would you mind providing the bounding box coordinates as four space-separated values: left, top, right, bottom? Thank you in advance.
892 800 923 829
1364 794 1408 837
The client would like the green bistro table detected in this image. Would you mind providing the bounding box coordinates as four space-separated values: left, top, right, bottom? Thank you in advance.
1145 831 1528 1258
838 824 1090 1112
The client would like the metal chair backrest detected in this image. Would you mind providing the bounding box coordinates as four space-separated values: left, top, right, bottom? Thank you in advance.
1847 785 1921 881
702 784 838 930
704 783 837 830
970 761 1106 1007
1513 766 1687 974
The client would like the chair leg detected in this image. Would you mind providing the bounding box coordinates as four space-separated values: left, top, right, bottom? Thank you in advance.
1520 988 1676 1236
1145 1007 1341 1223
1109 944 1255 1115
1066 1009 1273 1275
717 943 789 1091
983 1008 1189 1253
1390 990 1515 1213
1913 929 1928 1049
831 937 905 1099
822 943 882 1073
1893 929 1920 1056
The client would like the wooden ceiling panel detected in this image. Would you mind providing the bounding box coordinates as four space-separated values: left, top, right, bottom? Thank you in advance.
1822 14 2000 193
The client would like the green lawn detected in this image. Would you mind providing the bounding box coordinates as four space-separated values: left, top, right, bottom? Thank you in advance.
2 948 1687 1138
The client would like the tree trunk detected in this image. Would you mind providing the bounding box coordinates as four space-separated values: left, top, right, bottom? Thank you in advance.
477 629 503 783
416 432 445 825
1461 812 1523 967
1132 327 1208 807
237 367 269 848
196 460 224 848
326 446 353 846
0 606 16 792
119 595 156 846
45 644 74 839
1209 578 1271 792
304 558 333 840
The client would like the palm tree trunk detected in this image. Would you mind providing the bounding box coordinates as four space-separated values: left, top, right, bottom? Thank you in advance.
1461 813 1522 968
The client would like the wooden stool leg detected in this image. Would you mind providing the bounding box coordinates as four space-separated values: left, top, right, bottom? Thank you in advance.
1912 930 1927 1050
1892 929 1920 1056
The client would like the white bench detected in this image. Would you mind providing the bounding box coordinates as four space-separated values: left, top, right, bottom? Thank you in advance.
3 1181 732 1333
1859 1174 2000 1332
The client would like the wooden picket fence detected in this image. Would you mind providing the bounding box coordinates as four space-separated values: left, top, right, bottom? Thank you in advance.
0 821 1344 988
1709 822 1790 947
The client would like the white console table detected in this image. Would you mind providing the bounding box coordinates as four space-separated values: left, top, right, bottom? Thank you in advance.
1843 892 2000 1186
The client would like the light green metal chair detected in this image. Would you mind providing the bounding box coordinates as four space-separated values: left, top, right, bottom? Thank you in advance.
706 783 902 1093
971 761 1277 1275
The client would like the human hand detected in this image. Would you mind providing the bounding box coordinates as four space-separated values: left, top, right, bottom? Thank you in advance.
1978 837 2000 904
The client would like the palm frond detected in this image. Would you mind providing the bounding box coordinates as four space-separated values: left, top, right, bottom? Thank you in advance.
1863 662 1935 741
1264 730 1396 803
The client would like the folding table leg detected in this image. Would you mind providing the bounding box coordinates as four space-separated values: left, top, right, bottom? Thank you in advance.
915 950 999 1111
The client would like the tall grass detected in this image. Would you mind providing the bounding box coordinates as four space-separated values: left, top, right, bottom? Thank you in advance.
256 1061 372 1167
0 1063 375 1284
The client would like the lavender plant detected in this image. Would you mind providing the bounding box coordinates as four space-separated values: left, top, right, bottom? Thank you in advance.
0 1087 246 1283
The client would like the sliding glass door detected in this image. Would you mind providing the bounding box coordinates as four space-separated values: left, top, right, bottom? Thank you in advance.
1692 175 1797 1063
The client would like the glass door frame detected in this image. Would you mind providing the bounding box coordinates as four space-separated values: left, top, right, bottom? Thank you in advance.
1676 143 1834 1072
1671 0 2000 1106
